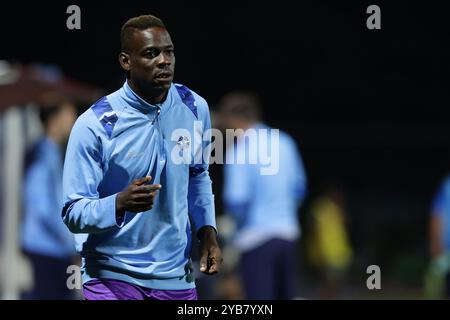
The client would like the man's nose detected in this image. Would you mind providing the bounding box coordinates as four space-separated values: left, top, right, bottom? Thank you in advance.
157 52 172 67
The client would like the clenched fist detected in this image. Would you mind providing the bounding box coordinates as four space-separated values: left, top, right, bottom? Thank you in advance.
116 176 161 218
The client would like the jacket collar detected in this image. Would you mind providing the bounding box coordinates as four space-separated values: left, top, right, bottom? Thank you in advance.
121 80 173 115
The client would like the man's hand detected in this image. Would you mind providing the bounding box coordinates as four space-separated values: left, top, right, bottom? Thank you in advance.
198 226 223 275
116 176 161 217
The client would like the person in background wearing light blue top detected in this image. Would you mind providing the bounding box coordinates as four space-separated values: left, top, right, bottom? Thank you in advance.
21 101 77 299
218 91 307 300
61 15 222 300
429 175 450 298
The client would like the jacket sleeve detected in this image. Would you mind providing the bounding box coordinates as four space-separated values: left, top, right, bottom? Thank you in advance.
223 142 252 228
431 178 450 217
61 114 125 234
291 140 308 204
24 161 74 250
187 99 217 234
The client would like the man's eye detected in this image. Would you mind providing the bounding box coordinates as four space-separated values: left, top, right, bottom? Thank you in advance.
146 50 160 58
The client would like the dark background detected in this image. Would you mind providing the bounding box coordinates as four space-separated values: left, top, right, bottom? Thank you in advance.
2 0 450 293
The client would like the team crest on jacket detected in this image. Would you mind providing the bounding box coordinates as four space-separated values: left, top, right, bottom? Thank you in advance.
177 136 190 150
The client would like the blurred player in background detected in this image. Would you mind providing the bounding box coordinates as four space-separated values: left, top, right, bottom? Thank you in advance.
427 175 450 298
62 15 221 300
305 182 353 299
21 101 77 299
218 91 307 300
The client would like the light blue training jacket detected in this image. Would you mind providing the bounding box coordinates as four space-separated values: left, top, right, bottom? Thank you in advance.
22 137 75 258
62 80 216 290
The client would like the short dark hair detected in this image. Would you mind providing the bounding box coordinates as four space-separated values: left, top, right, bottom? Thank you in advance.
218 91 262 122
39 104 62 127
120 15 166 52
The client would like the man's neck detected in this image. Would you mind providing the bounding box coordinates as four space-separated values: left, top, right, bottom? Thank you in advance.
46 127 61 145
239 121 256 131
127 79 168 105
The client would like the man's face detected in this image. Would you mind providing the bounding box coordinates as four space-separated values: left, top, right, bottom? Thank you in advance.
57 102 77 139
218 96 250 131
123 27 175 95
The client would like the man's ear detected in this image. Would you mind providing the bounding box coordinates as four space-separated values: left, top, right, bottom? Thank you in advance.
119 52 131 72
